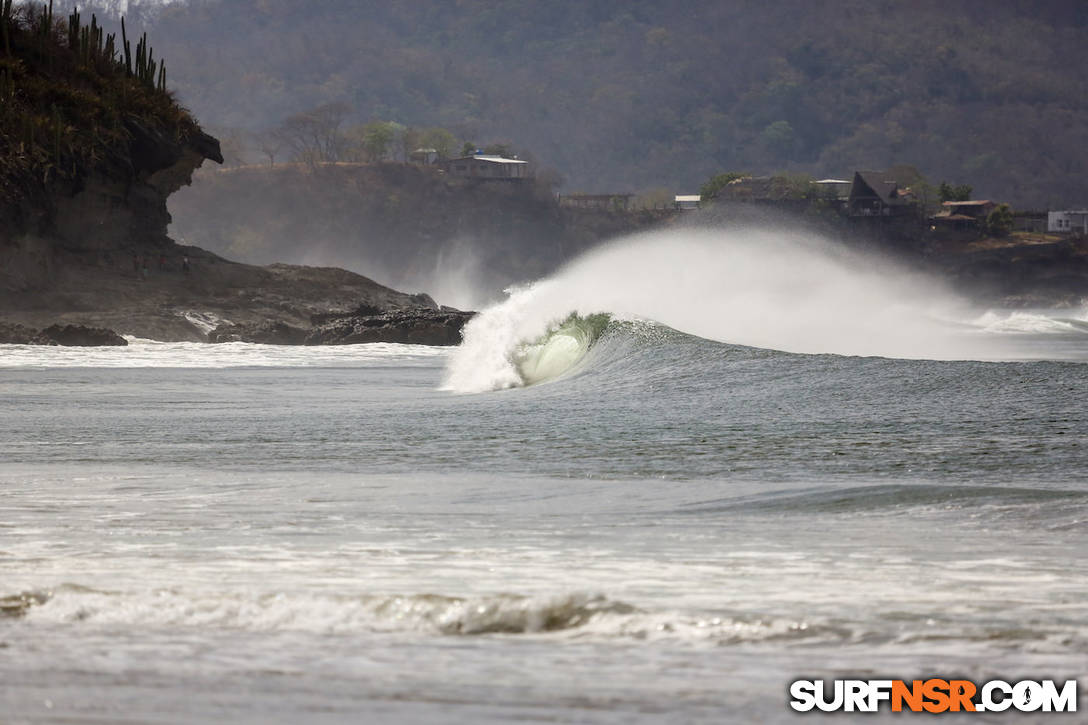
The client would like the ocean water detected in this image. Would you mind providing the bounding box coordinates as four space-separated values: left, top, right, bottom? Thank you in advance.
3 229 1088 722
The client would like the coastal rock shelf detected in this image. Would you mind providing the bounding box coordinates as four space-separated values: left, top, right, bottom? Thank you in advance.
208 308 474 347
305 309 474 346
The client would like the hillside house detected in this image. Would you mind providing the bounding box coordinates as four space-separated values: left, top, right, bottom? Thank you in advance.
848 171 916 217
814 179 852 200
1048 210 1088 234
674 195 700 210
930 200 996 231
409 148 438 165
446 154 529 180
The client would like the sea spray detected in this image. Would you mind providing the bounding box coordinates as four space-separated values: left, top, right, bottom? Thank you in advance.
443 226 1015 393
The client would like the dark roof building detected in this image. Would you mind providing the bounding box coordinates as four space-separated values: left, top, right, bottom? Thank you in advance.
848 171 916 217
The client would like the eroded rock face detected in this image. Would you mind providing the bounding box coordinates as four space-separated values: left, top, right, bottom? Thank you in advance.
1 120 223 294
39 324 128 346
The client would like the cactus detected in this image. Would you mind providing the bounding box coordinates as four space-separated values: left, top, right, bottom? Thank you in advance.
2 0 12 57
38 1 53 44
52 105 61 164
121 17 131 76
68 10 79 52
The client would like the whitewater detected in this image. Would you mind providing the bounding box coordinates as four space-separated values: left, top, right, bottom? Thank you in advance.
445 227 1088 392
3 227 1087 723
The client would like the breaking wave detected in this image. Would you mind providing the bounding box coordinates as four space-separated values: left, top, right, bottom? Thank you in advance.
443 228 1088 393
9 582 1083 649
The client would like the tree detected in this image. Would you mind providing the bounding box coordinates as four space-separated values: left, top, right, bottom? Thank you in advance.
699 171 748 201
255 129 283 168
986 203 1014 237
400 127 423 160
938 181 972 202
420 127 457 159
461 141 476 157
277 102 350 168
483 142 512 157
421 128 457 159
759 120 796 160
361 120 396 162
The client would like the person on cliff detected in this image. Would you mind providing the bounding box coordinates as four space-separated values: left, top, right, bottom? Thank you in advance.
182 256 191 276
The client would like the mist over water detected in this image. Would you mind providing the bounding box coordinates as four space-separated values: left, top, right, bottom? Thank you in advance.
445 226 1072 393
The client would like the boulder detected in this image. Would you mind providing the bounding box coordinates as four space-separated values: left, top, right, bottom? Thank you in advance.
39 324 127 346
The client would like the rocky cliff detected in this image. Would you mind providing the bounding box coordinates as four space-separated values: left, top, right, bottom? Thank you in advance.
0 122 223 294
0 10 469 345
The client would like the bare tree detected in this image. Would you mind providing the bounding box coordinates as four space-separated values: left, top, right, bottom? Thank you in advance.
276 102 350 169
255 129 284 168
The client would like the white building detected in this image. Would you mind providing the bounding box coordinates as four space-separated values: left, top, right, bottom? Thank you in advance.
674 195 701 210
814 178 852 200
446 154 529 179
1048 211 1088 233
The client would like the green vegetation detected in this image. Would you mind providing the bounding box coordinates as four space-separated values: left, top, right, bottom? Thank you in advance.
0 1 200 202
986 203 1014 237
699 172 747 201
107 0 1088 207
359 120 397 162
938 182 973 203
241 102 510 171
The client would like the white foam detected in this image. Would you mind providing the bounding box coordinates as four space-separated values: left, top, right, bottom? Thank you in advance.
15 585 851 645
181 310 231 334
443 227 1044 393
0 338 449 368
973 308 1088 335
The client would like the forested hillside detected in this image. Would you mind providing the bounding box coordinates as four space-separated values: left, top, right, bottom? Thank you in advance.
96 0 1087 207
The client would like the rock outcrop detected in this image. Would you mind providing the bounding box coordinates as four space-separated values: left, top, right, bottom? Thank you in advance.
0 321 126 346
206 307 474 346
305 309 474 346
0 322 55 345
207 320 309 345
39 324 128 347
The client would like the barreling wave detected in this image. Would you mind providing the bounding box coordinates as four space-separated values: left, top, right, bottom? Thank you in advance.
443 228 1088 393
513 312 612 386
